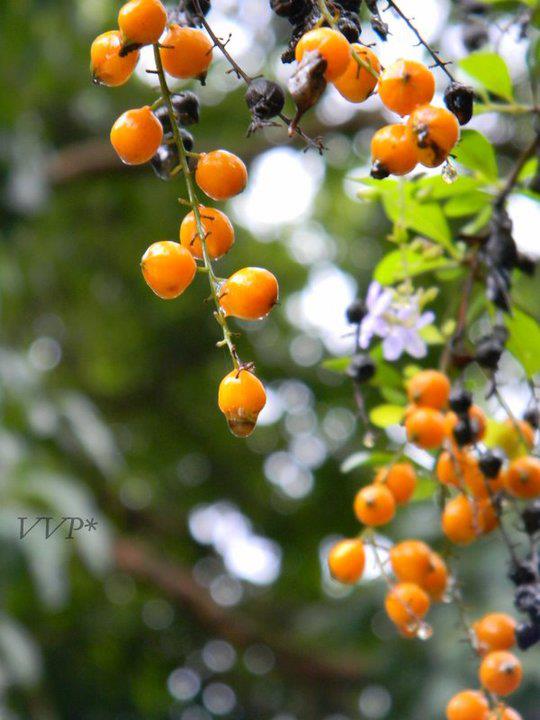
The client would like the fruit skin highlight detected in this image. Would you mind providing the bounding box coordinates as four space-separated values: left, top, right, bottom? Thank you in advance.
218 369 267 438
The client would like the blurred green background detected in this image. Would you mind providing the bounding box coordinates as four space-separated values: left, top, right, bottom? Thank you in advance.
0 0 539 718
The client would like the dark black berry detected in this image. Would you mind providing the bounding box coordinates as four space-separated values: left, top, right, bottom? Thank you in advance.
509 561 536 587
171 91 200 125
270 0 308 18
371 160 390 180
475 337 504 370
449 388 473 414
370 15 389 40
463 23 489 51
479 449 504 479
516 253 536 276
245 78 285 120
524 408 539 430
453 417 473 446
345 299 366 324
515 621 540 651
337 11 361 43
347 353 376 383
150 130 194 181
522 500 540 535
486 270 511 312
443 82 474 126
514 584 540 621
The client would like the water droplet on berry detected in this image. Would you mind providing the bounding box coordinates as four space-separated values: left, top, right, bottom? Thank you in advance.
417 622 433 640
442 159 458 184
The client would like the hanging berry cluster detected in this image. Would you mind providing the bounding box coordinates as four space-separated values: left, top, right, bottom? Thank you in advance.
90 0 284 437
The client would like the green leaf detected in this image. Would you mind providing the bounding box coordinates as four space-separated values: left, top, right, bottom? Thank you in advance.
369 404 405 428
380 386 408 405
454 130 498 180
459 51 514 101
505 308 540 377
416 175 481 200
406 202 454 251
340 451 395 474
420 325 445 345
460 204 493 235
322 357 350 373
411 475 437 502
373 248 454 285
445 191 491 217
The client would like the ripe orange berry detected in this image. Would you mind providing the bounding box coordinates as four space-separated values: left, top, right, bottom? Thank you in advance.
407 370 451 410
384 582 430 627
110 106 163 165
195 150 248 201
160 25 213 79
180 206 234 260
504 455 540 498
473 613 516 654
479 651 522 696
90 30 140 87
407 104 460 167
141 241 196 299
437 450 465 487
378 59 435 116
462 455 490 499
405 407 446 449
487 705 522 720
371 124 418 178
423 551 449 601
219 267 278 321
218 368 266 438
479 498 499 534
390 540 432 584
118 0 167 47
503 418 535 452
445 405 487 444
354 484 396 526
295 27 351 81
328 538 366 584
442 494 484 544
446 690 489 720
332 45 380 102
374 462 416 504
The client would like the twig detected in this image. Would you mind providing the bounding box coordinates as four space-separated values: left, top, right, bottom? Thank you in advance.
494 133 540 209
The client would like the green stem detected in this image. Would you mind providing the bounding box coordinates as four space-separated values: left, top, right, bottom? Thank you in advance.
152 44 240 369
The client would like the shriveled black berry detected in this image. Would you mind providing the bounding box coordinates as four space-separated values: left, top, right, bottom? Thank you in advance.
444 82 474 126
171 91 200 125
370 15 389 40
524 408 539 430
347 353 376 383
345 299 366 324
340 0 364 11
270 0 308 18
515 621 540 651
371 160 390 180
486 270 511 312
150 130 194 181
514 584 540 621
245 78 285 120
171 0 211 27
453 417 473 446
475 337 504 370
449 388 473 414
516 253 536 275
463 23 488 51
479 449 504 479
337 11 361 42
522 500 540 535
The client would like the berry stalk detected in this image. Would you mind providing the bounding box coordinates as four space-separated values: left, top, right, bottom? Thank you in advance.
152 43 240 368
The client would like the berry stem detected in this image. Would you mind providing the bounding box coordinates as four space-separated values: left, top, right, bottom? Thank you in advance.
152 43 240 369
316 0 380 79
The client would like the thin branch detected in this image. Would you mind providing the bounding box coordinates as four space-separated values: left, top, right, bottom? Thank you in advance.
494 132 540 209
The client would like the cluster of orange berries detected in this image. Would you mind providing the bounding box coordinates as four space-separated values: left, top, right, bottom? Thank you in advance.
90 0 280 437
292 26 460 178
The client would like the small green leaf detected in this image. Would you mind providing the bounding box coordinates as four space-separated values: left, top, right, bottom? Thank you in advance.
406 201 454 251
460 204 493 235
380 386 408 404
445 191 491 217
505 308 540 377
454 129 498 180
374 248 454 285
322 357 350 373
411 475 437 502
369 404 405 428
420 325 445 345
459 51 514 101
340 451 395 473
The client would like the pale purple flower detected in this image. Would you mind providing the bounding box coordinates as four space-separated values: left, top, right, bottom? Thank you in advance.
359 281 435 361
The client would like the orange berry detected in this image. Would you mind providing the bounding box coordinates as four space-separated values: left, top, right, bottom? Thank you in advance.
110 106 163 165
118 0 167 47
375 462 416 504
218 368 266 438
423 551 449 601
487 705 522 720
332 45 380 102
407 370 451 410
90 30 140 87
503 418 535 451
384 582 430 627
437 450 465 487
462 455 490 499
479 651 522 696
378 59 435 116
445 405 487 444
504 456 540 498
473 613 516 654
295 27 351 81
219 267 278 321
408 104 460 167
479 498 499 534
446 690 489 720
141 241 196 299
390 540 432 584
354 484 396 526
195 150 248 201
160 25 213 79
405 407 446 449
328 539 366 583
442 494 484 544
180 206 234 260
371 124 418 178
